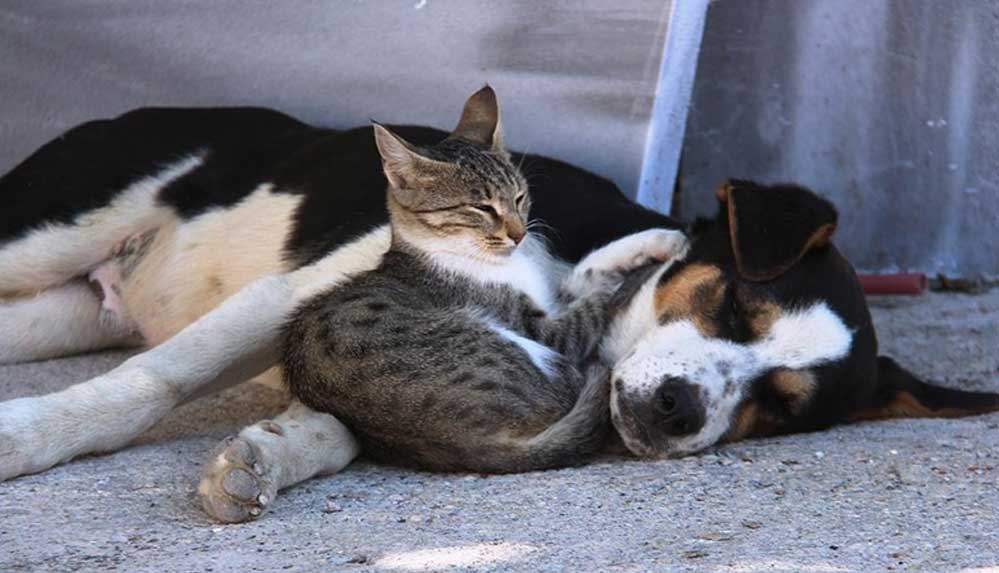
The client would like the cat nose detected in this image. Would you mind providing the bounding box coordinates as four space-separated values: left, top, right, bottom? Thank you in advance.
506 221 526 244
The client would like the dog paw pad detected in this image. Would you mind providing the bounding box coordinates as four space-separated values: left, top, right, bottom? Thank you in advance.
198 437 277 523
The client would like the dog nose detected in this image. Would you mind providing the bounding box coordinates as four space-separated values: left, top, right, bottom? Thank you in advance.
654 379 706 436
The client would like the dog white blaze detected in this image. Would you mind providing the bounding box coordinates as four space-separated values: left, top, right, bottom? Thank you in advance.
611 302 853 456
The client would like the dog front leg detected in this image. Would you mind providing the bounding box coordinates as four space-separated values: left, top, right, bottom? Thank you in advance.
0 273 297 481
198 401 360 522
562 228 689 299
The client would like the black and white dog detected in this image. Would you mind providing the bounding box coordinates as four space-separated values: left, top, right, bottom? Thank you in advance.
1 92 995 522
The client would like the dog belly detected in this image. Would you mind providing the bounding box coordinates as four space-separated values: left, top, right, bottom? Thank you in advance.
117 184 303 345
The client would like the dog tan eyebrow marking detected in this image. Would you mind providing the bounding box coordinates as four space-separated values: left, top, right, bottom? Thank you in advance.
770 368 817 413
653 263 724 336
723 401 759 442
741 295 782 339
722 400 778 443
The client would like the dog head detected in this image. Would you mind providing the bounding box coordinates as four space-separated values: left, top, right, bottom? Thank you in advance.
605 180 883 456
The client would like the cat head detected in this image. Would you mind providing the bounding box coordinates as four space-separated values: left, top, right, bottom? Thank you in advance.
373 86 530 263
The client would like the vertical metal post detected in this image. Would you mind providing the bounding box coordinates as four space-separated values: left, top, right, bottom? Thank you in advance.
635 0 710 213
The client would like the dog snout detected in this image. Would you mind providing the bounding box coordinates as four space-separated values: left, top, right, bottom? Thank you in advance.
654 379 706 437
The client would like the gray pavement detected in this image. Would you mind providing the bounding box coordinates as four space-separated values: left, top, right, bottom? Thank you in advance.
2 290 997 573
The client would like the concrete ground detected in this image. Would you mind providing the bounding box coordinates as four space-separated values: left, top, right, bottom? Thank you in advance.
1 290 997 573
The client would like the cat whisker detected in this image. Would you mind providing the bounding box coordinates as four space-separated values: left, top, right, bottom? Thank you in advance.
515 147 534 172
526 218 555 232
522 231 554 252
526 218 561 242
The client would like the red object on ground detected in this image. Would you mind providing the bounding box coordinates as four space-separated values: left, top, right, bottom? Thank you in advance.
858 273 927 295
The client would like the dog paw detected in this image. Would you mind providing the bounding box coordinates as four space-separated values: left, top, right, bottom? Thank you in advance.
198 423 283 523
624 228 689 268
0 397 51 481
567 229 688 297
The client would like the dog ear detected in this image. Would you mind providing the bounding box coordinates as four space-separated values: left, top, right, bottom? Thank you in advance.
716 180 838 282
848 356 999 422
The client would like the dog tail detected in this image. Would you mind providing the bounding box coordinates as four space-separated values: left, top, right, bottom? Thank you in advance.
850 356 999 421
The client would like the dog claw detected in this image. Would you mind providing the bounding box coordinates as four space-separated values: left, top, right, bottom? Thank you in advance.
260 421 285 436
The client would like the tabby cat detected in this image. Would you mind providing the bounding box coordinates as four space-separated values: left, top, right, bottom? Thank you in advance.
281 87 684 473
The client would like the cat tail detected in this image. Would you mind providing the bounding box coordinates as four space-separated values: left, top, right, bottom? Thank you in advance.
494 363 611 473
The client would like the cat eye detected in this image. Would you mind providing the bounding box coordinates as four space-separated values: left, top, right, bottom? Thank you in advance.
515 194 527 207
471 204 498 217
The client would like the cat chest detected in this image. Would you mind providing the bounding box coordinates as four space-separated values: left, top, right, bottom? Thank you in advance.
500 261 556 314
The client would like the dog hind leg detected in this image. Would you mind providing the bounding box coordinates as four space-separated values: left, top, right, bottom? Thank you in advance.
0 280 142 364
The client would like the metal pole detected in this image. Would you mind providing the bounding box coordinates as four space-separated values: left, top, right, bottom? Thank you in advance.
635 0 710 214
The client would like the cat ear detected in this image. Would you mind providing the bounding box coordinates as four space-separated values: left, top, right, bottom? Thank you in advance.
372 122 432 190
451 85 505 152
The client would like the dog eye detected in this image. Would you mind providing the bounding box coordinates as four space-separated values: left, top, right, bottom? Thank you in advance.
727 288 742 328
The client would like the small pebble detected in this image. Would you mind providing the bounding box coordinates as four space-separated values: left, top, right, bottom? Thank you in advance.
328 554 368 566
683 550 708 559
